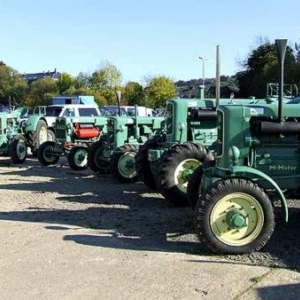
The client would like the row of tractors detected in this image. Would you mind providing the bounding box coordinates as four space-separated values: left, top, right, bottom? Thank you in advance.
4 39 298 256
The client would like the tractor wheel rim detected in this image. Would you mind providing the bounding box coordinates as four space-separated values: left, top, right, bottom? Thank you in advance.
74 149 88 167
39 127 48 145
44 146 56 162
210 192 264 246
174 159 200 193
117 152 137 178
16 140 26 160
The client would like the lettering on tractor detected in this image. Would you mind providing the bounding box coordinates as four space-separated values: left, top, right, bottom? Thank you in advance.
269 165 297 171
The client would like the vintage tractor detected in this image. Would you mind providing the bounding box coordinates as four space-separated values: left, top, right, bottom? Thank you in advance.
88 114 165 183
0 109 28 164
189 39 299 254
135 97 219 206
37 115 107 170
24 95 101 156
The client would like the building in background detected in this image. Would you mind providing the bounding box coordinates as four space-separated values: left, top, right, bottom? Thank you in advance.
22 68 61 83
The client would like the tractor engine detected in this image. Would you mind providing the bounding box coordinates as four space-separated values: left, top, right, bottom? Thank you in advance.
214 103 300 192
55 117 104 144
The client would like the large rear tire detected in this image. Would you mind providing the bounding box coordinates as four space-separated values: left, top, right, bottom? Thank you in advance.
29 120 48 157
110 144 138 183
37 141 59 166
47 129 56 142
10 135 27 164
194 178 275 254
68 146 89 171
156 142 207 206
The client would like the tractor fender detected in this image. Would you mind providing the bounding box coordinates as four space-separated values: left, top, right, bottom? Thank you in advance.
25 115 47 132
230 165 288 222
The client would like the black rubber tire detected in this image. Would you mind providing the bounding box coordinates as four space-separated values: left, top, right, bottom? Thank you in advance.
9 135 27 164
156 142 207 206
194 178 275 254
110 144 138 183
29 120 48 157
37 141 60 166
186 165 204 210
135 138 161 190
88 139 110 173
68 146 89 171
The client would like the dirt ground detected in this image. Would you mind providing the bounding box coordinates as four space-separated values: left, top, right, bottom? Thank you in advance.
1 155 300 300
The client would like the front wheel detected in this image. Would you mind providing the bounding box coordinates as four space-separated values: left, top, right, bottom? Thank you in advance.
194 178 275 254
37 141 59 166
156 142 207 206
10 136 27 164
68 146 89 171
110 144 138 183
88 140 110 173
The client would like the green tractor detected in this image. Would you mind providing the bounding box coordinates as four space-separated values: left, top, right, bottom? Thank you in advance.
37 116 107 170
135 97 219 206
0 109 28 164
188 39 299 254
88 114 165 183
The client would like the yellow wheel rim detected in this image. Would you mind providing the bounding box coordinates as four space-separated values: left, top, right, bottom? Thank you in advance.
174 159 200 193
210 192 264 246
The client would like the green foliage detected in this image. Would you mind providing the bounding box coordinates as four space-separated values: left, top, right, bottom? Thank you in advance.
90 61 121 90
75 72 91 89
56 73 74 94
88 89 108 106
25 77 58 107
0 63 28 106
123 81 145 105
90 61 122 104
144 76 176 108
236 41 299 98
10 77 28 107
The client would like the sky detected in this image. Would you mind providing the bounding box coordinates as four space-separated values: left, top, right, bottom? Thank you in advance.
1 0 299 84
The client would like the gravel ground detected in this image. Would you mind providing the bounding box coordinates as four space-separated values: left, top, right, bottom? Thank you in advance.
1 155 300 273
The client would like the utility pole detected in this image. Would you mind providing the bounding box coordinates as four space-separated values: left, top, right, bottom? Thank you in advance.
198 56 208 87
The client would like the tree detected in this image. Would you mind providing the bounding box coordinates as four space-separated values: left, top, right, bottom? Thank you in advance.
90 61 122 104
75 72 91 89
56 73 74 94
24 77 58 107
123 81 145 105
236 41 298 98
144 76 177 108
0 63 27 106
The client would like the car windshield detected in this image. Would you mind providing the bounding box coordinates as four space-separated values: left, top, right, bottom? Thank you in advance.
103 106 127 116
45 106 63 116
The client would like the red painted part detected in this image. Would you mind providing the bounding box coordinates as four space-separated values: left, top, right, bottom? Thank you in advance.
75 123 100 138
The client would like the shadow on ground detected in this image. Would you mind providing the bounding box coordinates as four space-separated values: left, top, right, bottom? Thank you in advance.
1 157 300 271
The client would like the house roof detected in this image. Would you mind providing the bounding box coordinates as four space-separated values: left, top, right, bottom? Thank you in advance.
22 68 61 82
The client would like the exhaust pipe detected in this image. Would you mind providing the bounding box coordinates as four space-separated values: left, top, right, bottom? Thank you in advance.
116 90 122 116
215 45 220 108
275 39 287 123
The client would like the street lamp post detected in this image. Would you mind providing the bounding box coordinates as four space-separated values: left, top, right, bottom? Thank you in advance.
198 56 208 87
